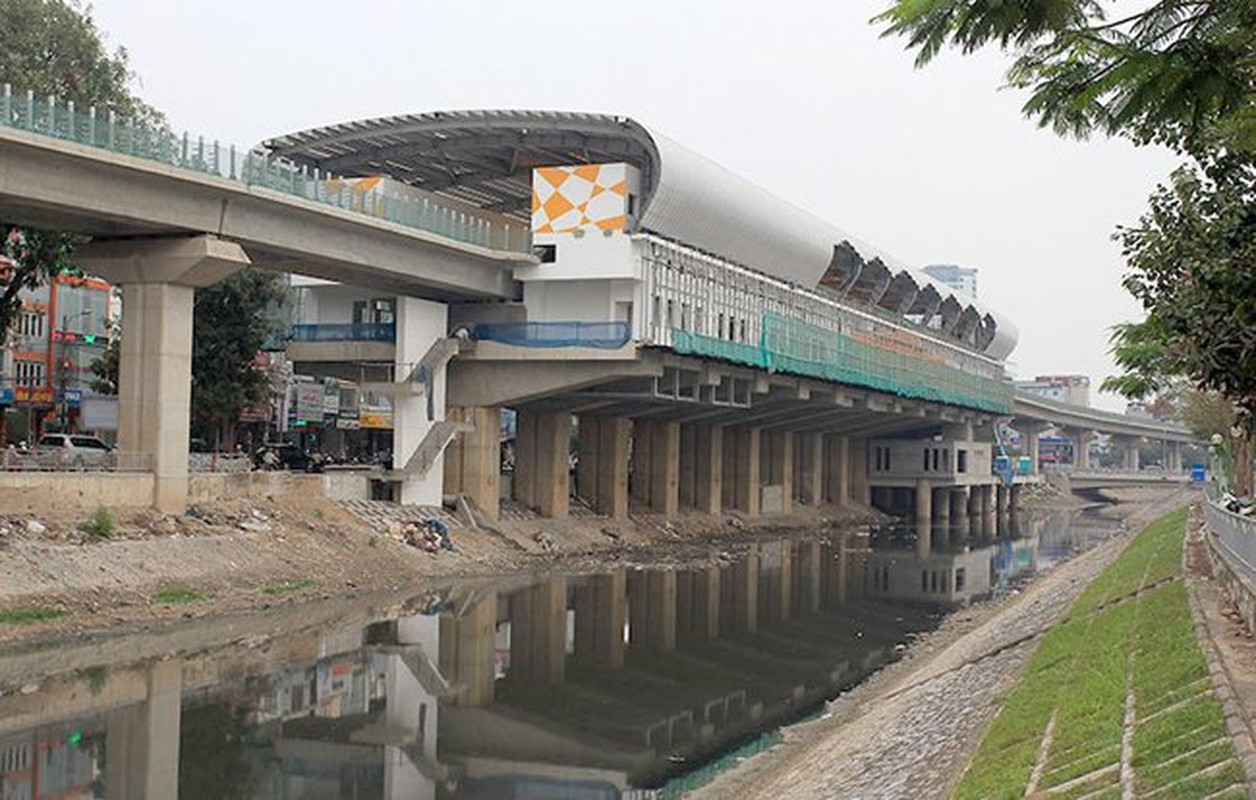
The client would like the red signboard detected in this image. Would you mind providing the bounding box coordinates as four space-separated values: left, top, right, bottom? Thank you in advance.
14 386 54 405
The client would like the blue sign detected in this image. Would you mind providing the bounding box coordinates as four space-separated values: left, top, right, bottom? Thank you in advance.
1191 463 1206 483
0 387 12 405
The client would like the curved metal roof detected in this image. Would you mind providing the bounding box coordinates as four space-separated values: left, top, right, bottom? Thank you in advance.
264 110 1017 360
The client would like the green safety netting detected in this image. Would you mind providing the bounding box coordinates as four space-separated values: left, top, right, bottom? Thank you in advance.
672 313 1013 414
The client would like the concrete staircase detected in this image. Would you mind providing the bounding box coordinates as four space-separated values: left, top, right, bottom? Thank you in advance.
359 337 467 397
400 419 475 480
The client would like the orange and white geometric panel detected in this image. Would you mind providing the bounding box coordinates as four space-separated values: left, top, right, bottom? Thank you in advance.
532 163 635 234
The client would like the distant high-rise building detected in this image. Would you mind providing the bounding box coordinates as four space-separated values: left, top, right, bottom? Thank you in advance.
1015 374 1091 407
922 264 978 299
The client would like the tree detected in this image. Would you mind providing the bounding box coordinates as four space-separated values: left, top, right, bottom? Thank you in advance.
191 269 286 449
874 1 1256 154
89 334 118 395
878 1 1256 494
0 0 163 337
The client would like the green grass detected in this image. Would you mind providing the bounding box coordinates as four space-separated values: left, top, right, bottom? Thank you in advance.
0 606 66 624
261 578 314 596
152 588 212 604
953 506 1246 799
78 506 115 539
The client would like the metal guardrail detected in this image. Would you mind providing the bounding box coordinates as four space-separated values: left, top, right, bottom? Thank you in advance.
289 323 396 343
0 450 152 472
472 321 632 349
0 84 530 253
1203 492 1256 584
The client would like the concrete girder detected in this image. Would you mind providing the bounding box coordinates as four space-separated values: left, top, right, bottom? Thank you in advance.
447 357 663 408
0 127 523 300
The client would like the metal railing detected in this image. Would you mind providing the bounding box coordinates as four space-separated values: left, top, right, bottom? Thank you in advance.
0 449 152 472
1204 491 1256 584
289 322 396 343
0 84 530 254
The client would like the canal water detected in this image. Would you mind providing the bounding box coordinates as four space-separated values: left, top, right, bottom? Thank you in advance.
0 505 1126 799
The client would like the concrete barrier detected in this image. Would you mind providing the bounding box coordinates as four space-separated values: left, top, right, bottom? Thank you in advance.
0 472 154 512
188 471 370 504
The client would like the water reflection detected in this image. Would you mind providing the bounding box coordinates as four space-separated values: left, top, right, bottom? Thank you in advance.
0 508 1120 798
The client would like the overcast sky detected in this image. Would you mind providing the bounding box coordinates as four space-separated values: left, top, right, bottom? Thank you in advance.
90 0 1181 411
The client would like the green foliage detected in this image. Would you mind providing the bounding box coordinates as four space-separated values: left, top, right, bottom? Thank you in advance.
191 269 286 445
153 587 211 604
89 334 119 394
78 505 114 539
0 0 164 337
261 578 314 596
875 1 1256 154
0 605 65 624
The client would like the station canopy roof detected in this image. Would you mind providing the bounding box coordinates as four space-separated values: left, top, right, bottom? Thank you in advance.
264 111 1016 361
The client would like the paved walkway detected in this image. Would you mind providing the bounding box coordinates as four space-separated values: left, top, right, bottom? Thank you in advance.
690 488 1255 799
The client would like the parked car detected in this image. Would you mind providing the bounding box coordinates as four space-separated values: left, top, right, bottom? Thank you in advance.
36 433 114 466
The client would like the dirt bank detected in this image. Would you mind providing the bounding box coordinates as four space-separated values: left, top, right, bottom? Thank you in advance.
0 490 877 646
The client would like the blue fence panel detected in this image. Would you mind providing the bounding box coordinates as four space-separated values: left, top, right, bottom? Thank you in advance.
473 321 631 349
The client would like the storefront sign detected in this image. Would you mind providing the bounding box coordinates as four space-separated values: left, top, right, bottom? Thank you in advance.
295 383 324 423
359 409 392 430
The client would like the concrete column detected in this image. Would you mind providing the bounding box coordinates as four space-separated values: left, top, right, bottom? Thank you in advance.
801 432 824 506
693 424 723 516
650 420 681 516
1124 440 1141 471
77 236 249 514
996 484 1010 517
573 571 626 668
631 419 652 506
725 427 761 517
950 487 969 540
679 424 697 510
824 434 851 505
914 478 933 532
849 436 871 506
1167 441 1182 472
444 406 501 520
515 409 569 517
394 297 450 506
105 658 183 800
578 417 630 518
509 578 567 686
1074 429 1094 469
439 592 498 706
1010 484 1024 510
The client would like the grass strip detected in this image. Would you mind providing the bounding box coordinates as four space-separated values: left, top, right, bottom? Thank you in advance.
153 588 212 604
262 578 315 596
0 606 66 625
953 506 1243 799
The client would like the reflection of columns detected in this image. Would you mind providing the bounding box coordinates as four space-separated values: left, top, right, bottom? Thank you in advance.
724 427 761 517
979 484 995 540
794 539 822 614
933 486 952 538
677 568 721 644
105 658 183 800
574 571 626 668
758 540 792 623
693 424 723 515
440 592 498 706
515 409 569 517
510 578 567 685
721 550 760 635
79 236 249 513
444 406 502 520
628 570 677 651
798 432 825 506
